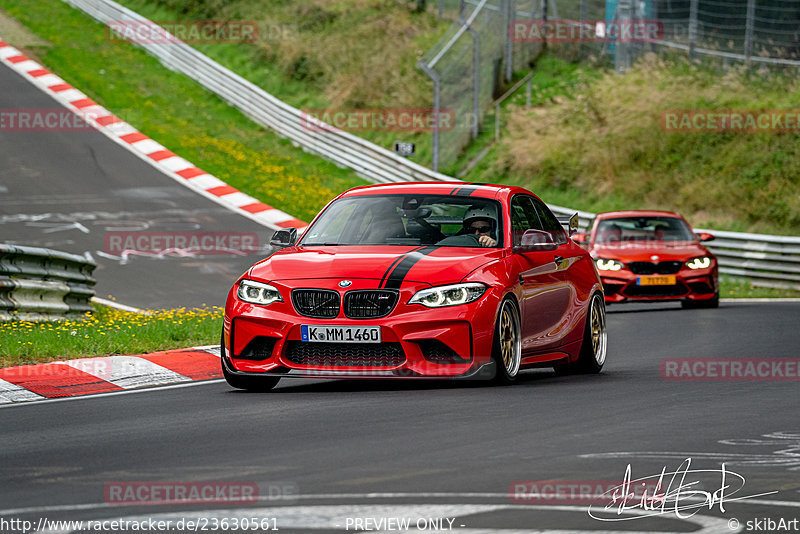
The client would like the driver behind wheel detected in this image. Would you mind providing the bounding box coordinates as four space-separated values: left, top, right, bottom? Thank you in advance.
463 205 498 248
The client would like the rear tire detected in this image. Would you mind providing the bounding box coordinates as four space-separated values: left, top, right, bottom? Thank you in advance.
221 333 280 391
555 292 606 375
491 297 522 385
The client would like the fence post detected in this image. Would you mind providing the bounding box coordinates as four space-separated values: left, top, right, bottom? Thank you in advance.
744 0 756 66
526 76 532 108
505 0 514 83
615 0 632 73
468 26 480 139
418 62 441 172
688 0 698 60
438 0 444 18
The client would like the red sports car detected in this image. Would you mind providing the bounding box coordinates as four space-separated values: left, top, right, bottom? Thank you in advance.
573 210 718 308
222 182 606 390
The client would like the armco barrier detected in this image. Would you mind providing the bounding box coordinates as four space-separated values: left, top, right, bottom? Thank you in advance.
59 0 800 290
0 244 97 320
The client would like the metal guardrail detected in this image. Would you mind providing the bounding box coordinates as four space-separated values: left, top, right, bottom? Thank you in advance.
0 244 97 321
62 0 800 291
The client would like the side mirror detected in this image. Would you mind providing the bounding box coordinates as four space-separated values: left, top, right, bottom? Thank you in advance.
557 213 579 236
696 232 715 242
572 232 588 244
269 227 297 249
515 229 558 252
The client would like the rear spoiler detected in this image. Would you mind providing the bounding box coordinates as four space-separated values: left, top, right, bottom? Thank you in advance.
557 213 579 236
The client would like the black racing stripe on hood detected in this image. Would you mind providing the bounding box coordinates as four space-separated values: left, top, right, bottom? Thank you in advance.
381 246 440 290
378 246 425 289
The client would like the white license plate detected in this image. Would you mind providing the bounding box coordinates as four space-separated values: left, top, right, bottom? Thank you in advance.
300 325 381 344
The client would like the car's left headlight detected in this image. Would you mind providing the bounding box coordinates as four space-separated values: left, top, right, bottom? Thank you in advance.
409 283 487 308
687 256 713 269
237 279 283 305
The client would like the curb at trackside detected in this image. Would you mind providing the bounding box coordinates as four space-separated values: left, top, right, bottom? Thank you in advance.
0 37 307 232
0 346 222 405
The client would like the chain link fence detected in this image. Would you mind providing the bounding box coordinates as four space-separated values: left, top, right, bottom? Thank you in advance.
547 0 800 70
419 0 545 172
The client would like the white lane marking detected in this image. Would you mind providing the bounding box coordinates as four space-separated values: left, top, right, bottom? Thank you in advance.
35 503 734 534
5 494 800 517
0 378 225 410
0 378 45 403
61 357 190 389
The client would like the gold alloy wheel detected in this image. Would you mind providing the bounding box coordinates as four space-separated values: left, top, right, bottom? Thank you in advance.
590 294 607 366
499 300 521 376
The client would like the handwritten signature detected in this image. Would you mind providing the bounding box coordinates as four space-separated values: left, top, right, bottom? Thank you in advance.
588 458 777 521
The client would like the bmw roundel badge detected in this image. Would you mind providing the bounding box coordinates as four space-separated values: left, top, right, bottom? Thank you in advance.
339 280 353 288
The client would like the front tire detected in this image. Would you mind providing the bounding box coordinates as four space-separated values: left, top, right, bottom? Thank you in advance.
491 297 522 385
221 333 280 391
682 293 719 309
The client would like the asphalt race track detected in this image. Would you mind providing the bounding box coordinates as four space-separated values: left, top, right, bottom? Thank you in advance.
1 301 799 532
0 61 273 310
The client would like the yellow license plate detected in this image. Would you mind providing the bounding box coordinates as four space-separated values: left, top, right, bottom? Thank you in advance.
637 276 676 286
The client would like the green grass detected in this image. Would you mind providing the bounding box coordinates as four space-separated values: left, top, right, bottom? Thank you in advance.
1 0 367 222
719 275 800 299
0 304 222 365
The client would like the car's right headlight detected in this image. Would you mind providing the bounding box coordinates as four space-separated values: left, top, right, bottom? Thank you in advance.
237 280 283 306
409 283 487 308
596 258 624 271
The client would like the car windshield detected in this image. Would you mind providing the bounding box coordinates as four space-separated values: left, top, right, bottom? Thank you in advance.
595 216 695 243
300 194 503 247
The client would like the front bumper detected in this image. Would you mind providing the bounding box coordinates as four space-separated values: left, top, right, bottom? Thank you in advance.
600 267 718 303
224 279 502 377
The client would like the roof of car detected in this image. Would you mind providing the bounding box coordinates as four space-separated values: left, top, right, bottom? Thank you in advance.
339 182 519 199
595 210 683 220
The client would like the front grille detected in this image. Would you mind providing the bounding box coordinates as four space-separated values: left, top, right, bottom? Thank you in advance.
624 283 688 297
235 337 277 360
627 261 683 275
344 290 398 319
291 289 340 318
285 341 405 367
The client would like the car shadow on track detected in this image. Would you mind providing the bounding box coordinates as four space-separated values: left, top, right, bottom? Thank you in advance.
222 368 619 394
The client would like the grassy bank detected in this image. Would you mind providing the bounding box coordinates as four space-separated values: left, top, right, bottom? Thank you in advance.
0 305 222 365
473 54 800 235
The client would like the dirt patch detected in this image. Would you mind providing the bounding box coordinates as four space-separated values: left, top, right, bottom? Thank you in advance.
0 9 50 61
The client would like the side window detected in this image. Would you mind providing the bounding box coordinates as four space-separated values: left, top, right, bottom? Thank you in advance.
510 195 544 246
530 196 568 245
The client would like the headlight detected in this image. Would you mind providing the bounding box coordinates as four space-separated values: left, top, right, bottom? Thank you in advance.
237 280 283 305
596 258 623 271
687 256 713 269
409 283 487 308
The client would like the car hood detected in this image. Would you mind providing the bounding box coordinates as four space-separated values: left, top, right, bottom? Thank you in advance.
591 241 710 261
248 245 503 285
